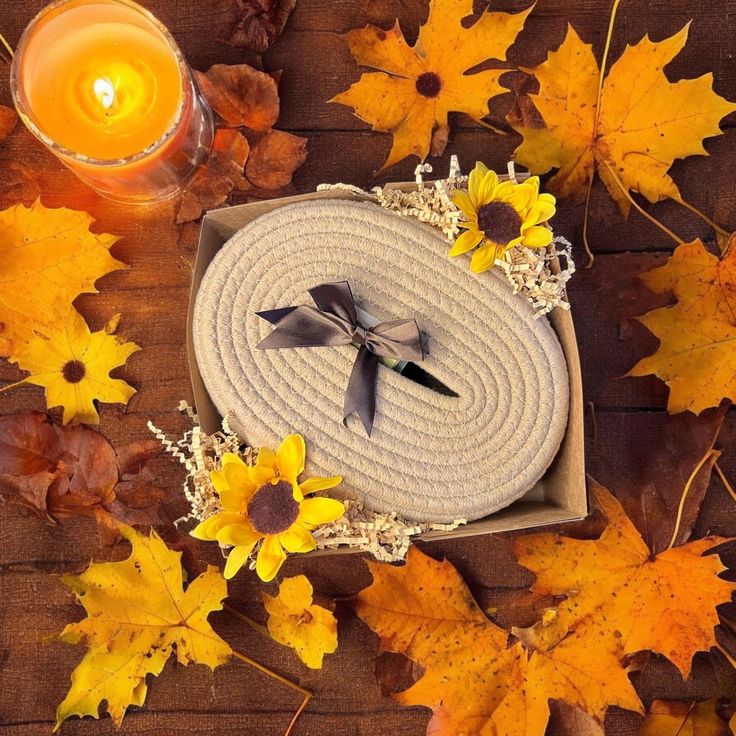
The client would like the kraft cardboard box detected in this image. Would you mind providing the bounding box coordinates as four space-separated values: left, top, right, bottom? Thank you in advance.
187 187 588 547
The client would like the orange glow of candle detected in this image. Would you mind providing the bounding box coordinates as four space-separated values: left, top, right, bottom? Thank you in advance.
11 0 213 203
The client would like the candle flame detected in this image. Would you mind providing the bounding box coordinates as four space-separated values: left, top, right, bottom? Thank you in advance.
93 77 116 110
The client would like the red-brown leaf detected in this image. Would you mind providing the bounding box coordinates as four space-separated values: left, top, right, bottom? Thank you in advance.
223 0 296 53
176 129 250 223
0 413 166 531
196 64 279 130
245 129 307 189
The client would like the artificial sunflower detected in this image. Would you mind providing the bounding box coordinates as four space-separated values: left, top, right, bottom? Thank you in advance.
191 434 344 582
450 162 557 273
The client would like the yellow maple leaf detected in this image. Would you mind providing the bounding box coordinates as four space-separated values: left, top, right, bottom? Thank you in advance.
641 699 730 736
331 0 531 170
262 575 338 669
0 201 126 357
55 524 232 730
511 24 736 214
354 484 735 736
627 238 736 414
12 308 139 425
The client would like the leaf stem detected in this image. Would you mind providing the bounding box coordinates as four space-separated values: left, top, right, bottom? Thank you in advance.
714 461 736 504
594 0 623 128
581 173 596 268
0 32 13 63
230 647 312 736
224 602 270 638
676 197 730 240
667 448 720 549
601 161 685 245
0 378 29 394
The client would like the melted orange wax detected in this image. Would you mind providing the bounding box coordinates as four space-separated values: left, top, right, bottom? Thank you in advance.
20 0 183 160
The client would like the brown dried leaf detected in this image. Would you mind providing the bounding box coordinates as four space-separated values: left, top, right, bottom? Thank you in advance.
591 406 728 554
176 129 250 223
0 412 165 530
116 438 163 476
0 105 17 142
0 164 40 209
196 64 279 130
245 129 307 189
223 0 296 53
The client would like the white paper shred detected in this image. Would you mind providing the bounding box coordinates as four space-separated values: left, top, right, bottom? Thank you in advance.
149 405 466 562
318 158 574 316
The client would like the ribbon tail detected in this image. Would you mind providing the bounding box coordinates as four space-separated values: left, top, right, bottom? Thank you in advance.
344 344 379 436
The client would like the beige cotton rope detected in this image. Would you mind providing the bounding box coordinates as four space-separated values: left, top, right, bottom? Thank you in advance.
192 199 569 523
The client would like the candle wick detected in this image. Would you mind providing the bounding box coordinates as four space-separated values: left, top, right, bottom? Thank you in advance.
93 77 116 110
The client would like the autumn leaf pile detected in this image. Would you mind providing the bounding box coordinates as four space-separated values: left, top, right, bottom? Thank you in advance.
179 63 307 222
355 483 735 735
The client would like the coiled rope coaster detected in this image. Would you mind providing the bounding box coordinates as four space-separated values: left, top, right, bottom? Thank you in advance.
193 199 569 523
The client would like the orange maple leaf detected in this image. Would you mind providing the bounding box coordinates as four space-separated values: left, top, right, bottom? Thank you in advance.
355 484 735 736
511 24 736 215
627 238 736 414
331 0 531 170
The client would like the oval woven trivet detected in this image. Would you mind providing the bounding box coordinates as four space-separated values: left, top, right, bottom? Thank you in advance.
193 199 569 523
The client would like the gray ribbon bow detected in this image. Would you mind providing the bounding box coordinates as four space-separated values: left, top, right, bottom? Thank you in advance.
256 281 425 436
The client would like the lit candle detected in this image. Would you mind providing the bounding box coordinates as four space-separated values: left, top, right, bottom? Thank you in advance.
11 0 213 203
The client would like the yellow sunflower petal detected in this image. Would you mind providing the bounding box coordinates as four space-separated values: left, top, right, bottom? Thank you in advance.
221 452 245 468
190 512 244 541
492 180 515 201
449 229 483 256
224 461 256 492
299 497 346 527
451 190 475 219
224 543 256 579
276 434 305 484
256 535 287 582
219 485 249 514
525 176 541 197
507 183 535 213
210 469 229 494
278 524 317 554
468 161 489 207
470 242 498 273
299 476 343 495
525 196 556 226
247 465 276 487
522 225 554 248
476 169 499 205
256 446 278 471
216 522 262 548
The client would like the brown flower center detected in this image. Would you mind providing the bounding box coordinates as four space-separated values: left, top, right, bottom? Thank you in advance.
476 201 522 245
62 360 86 384
415 72 442 98
247 480 299 535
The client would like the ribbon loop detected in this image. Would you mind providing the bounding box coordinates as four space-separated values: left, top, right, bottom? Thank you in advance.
256 281 425 436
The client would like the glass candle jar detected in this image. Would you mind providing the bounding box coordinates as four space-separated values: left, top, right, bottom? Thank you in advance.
10 0 213 203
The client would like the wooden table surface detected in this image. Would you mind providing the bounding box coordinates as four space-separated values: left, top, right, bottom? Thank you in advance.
2 1 736 734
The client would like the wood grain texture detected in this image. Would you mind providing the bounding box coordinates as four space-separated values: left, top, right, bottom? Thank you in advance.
1 0 736 734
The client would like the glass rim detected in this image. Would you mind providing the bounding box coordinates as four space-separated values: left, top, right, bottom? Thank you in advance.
10 0 191 168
